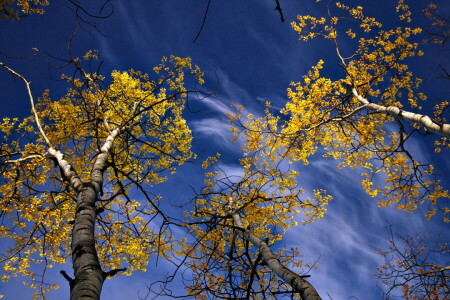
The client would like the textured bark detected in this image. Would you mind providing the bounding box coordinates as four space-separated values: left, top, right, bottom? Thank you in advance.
69 129 118 299
70 183 104 300
231 213 322 300
90 127 120 193
48 147 83 192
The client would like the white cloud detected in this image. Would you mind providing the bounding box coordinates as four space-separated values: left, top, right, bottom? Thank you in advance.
280 151 446 300
191 118 233 146
198 97 232 114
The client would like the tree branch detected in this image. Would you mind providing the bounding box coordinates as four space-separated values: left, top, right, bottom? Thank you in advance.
103 268 127 278
91 126 121 194
274 0 285 22
1 61 84 192
60 270 74 287
4 154 44 164
352 88 450 138
193 0 212 43
0 62 53 147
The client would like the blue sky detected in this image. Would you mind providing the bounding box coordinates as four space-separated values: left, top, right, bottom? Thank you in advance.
0 0 449 299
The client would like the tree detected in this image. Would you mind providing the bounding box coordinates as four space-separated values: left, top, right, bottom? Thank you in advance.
377 227 449 299
0 54 203 299
226 0 449 297
231 0 449 217
179 150 327 300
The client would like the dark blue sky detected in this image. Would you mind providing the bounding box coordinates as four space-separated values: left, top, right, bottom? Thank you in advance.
0 0 449 299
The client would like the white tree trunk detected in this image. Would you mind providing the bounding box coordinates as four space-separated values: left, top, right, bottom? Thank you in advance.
70 184 104 300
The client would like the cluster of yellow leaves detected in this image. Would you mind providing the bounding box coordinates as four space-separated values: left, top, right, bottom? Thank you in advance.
423 2 449 45
37 55 200 184
0 155 74 296
433 101 450 152
0 0 48 18
294 1 425 107
16 0 48 14
95 200 169 276
82 49 99 61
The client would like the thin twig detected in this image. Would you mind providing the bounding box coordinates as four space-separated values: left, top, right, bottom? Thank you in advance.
193 0 212 43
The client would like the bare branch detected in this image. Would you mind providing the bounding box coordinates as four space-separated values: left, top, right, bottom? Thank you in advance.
0 62 53 147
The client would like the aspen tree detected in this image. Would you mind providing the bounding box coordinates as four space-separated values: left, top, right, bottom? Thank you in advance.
226 1 449 298
231 0 449 220
182 146 328 299
0 55 203 299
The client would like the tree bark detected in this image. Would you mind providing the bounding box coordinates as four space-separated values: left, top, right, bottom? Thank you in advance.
352 88 450 138
70 183 104 300
66 128 118 299
231 212 322 300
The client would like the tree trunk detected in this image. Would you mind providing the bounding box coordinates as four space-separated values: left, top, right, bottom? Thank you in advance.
231 212 322 300
70 183 104 300
68 129 117 299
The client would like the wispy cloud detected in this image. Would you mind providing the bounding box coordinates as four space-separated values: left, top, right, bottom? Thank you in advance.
280 151 445 300
191 118 235 148
198 97 232 115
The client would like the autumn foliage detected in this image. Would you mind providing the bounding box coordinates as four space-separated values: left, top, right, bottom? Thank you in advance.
0 55 203 298
0 0 449 299
231 0 449 221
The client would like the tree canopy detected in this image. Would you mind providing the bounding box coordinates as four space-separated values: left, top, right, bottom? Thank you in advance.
0 0 448 299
